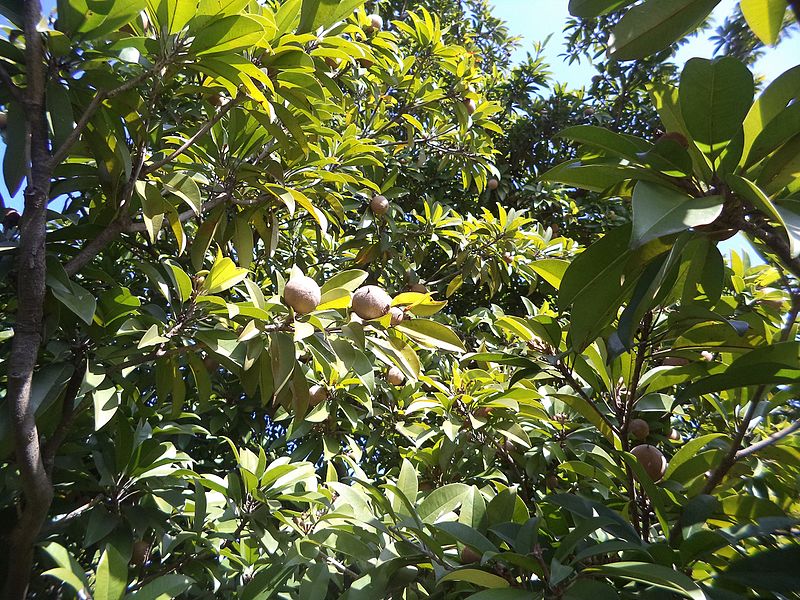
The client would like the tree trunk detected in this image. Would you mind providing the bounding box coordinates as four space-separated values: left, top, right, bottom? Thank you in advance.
2 0 55 597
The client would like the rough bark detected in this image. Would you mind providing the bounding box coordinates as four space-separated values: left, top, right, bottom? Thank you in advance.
2 1 55 597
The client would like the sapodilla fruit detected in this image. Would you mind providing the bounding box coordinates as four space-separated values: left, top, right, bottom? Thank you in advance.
487 177 499 190
631 444 667 481
462 98 477 114
283 275 321 315
389 306 405 326
387 366 405 386
367 13 383 31
629 418 650 441
370 194 389 215
460 546 482 564
309 384 328 406
352 285 392 320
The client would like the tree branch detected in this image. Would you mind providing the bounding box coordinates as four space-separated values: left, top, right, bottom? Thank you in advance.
735 420 800 460
141 95 242 176
49 60 167 168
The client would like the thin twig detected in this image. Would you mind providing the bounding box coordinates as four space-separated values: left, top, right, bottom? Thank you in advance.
735 420 800 460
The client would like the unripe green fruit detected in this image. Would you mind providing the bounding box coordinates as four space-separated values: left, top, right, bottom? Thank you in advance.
631 444 667 481
352 285 392 320
462 98 477 114
389 306 405 326
387 366 405 386
487 177 499 190
629 418 649 441
309 384 328 406
283 275 321 315
367 13 383 31
370 194 389 215
460 546 482 564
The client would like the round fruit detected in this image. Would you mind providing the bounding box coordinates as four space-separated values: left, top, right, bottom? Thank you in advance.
475 406 492 418
631 444 667 481
387 366 405 386
419 480 434 493
389 306 405 326
462 98 477 114
130 540 149 567
283 275 321 315
208 93 224 107
352 285 392 320
460 546 482 564
583 107 595 116
629 418 649 441
487 177 499 190
545 473 559 490
658 131 689 148
502 252 513 264
324 56 339 69
3 208 21 229
358 58 374 68
407 283 428 294
367 13 383 31
309 384 328 406
370 194 389 215
663 356 689 367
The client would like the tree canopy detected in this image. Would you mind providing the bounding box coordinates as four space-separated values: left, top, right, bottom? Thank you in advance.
1 0 799 598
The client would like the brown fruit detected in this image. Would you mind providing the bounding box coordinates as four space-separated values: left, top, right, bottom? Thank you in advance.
460 546 482 564
370 194 389 215
631 444 667 482
130 540 149 567
662 356 689 367
407 283 428 294
389 306 405 326
324 56 339 69
583 107 595 116
283 275 321 315
3 208 21 229
545 473 560 490
629 418 649 441
475 406 492 418
658 131 689 148
502 252 513 265
208 93 224 107
309 384 328 406
358 57 374 68
487 177 499 191
366 13 383 31
419 480 434 493
387 366 405 386
352 285 392 320
462 98 477 115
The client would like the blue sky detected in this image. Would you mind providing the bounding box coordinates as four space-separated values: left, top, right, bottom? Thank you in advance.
1 0 799 213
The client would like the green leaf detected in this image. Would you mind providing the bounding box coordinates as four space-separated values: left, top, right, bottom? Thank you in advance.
746 102 800 167
679 57 754 146
203 251 248 294
741 65 800 165
741 0 786 46
42 542 89 596
95 543 128 600
393 458 418 513
396 320 466 353
437 521 497 555
93 385 120 431
558 125 650 160
298 0 364 33
126 574 194 599
568 0 635 18
465 590 536 600
631 181 723 247
164 261 192 304
587 562 705 599
146 0 197 34
3 101 26 196
552 393 620 450
680 341 800 399
716 546 800 594
417 483 470 523
320 269 369 293
190 15 264 55
439 568 509 588
609 0 721 61
540 160 664 192
529 259 569 289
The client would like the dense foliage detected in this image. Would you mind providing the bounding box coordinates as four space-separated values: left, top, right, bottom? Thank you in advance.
0 0 799 598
